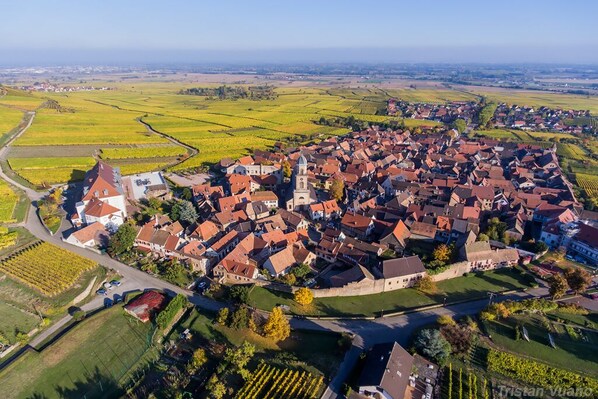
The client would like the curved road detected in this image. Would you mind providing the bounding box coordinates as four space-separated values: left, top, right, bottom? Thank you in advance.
0 111 574 398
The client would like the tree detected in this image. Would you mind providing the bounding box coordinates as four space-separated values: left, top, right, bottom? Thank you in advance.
181 187 193 201
161 259 186 284
414 329 452 365
440 324 474 356
294 287 314 306
433 244 452 263
477 233 490 242
171 200 198 224
263 307 290 342
206 374 226 399
282 160 292 178
217 307 229 325
437 315 456 326
187 348 207 374
229 285 251 304
564 267 592 295
224 341 255 370
229 306 250 330
549 274 569 299
108 223 137 256
291 263 311 280
415 275 436 293
452 119 467 134
282 273 297 286
330 179 345 202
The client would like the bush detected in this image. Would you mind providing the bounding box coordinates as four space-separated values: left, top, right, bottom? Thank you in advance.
156 294 188 329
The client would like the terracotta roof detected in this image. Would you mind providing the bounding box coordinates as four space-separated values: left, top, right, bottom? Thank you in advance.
220 259 257 279
84 197 121 217
266 246 296 275
69 222 108 244
124 291 168 323
82 161 121 201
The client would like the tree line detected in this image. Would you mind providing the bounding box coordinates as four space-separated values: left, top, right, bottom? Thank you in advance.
179 85 277 100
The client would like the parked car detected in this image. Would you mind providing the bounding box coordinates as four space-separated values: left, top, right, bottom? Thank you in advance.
104 282 114 290
110 280 122 287
96 289 107 296
590 293 598 300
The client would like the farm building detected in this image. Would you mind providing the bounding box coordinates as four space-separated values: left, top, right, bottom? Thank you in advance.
124 291 168 323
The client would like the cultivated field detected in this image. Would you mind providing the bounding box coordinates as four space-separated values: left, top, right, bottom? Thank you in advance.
0 179 18 223
0 241 97 296
4 80 598 183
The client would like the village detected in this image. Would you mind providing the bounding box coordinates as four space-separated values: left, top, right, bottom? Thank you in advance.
388 99 596 134
62 125 598 301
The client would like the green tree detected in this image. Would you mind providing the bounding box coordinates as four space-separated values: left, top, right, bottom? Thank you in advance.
206 374 226 399
229 285 251 304
477 233 490 242
181 187 192 201
564 267 592 295
161 259 186 284
224 341 255 370
229 306 250 330
452 119 467 133
108 223 137 256
291 263 311 280
187 348 207 374
330 179 344 202
217 307 229 325
415 275 436 293
414 329 452 365
549 274 568 299
171 200 198 224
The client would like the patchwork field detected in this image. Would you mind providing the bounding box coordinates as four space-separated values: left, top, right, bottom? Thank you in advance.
3 81 598 184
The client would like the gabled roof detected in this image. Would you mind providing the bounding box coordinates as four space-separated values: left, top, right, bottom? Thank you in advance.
82 161 122 201
380 255 426 278
357 342 414 399
84 197 121 217
265 246 296 275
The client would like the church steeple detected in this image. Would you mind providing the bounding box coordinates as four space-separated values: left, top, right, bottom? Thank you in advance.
294 153 308 192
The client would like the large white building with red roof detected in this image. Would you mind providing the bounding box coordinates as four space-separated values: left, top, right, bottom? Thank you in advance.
72 161 128 229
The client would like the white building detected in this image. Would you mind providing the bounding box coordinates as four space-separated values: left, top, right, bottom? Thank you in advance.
72 161 127 229
285 154 316 212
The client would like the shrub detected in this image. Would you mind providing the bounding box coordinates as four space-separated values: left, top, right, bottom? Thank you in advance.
156 294 188 329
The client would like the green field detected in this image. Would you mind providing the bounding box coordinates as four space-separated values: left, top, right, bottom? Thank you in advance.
483 313 598 377
0 300 39 345
249 268 530 317
0 305 155 399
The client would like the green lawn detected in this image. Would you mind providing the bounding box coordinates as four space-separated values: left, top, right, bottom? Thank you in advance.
0 301 39 344
0 305 155 399
170 308 344 377
249 268 530 317
483 313 598 377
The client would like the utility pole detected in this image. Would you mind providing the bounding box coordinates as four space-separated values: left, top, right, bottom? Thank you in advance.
488 292 496 305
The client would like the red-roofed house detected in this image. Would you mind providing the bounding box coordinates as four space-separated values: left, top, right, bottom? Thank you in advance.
124 291 168 323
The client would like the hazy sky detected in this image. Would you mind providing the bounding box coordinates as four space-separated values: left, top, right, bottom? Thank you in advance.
1 0 597 64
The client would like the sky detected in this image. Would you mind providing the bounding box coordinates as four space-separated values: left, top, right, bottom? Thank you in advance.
1 0 597 65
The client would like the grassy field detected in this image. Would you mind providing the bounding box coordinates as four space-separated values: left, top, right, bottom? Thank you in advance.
0 300 39 344
0 106 24 141
483 313 598 377
249 268 530 317
0 305 155 399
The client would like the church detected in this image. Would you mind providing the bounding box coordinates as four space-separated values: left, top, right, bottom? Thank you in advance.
285 154 317 212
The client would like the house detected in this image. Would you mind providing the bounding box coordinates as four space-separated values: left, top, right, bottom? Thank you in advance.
377 255 427 290
309 199 342 221
357 342 414 399
409 221 437 241
568 223 598 266
72 161 127 228
65 222 109 248
460 241 519 270
341 212 375 240
250 191 279 208
262 245 296 277
213 259 258 283
379 220 411 254
124 291 168 323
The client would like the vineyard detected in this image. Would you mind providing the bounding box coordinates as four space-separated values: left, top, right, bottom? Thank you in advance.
0 241 97 296
0 178 18 223
234 363 324 399
487 349 598 393
575 173 598 201
556 143 586 160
